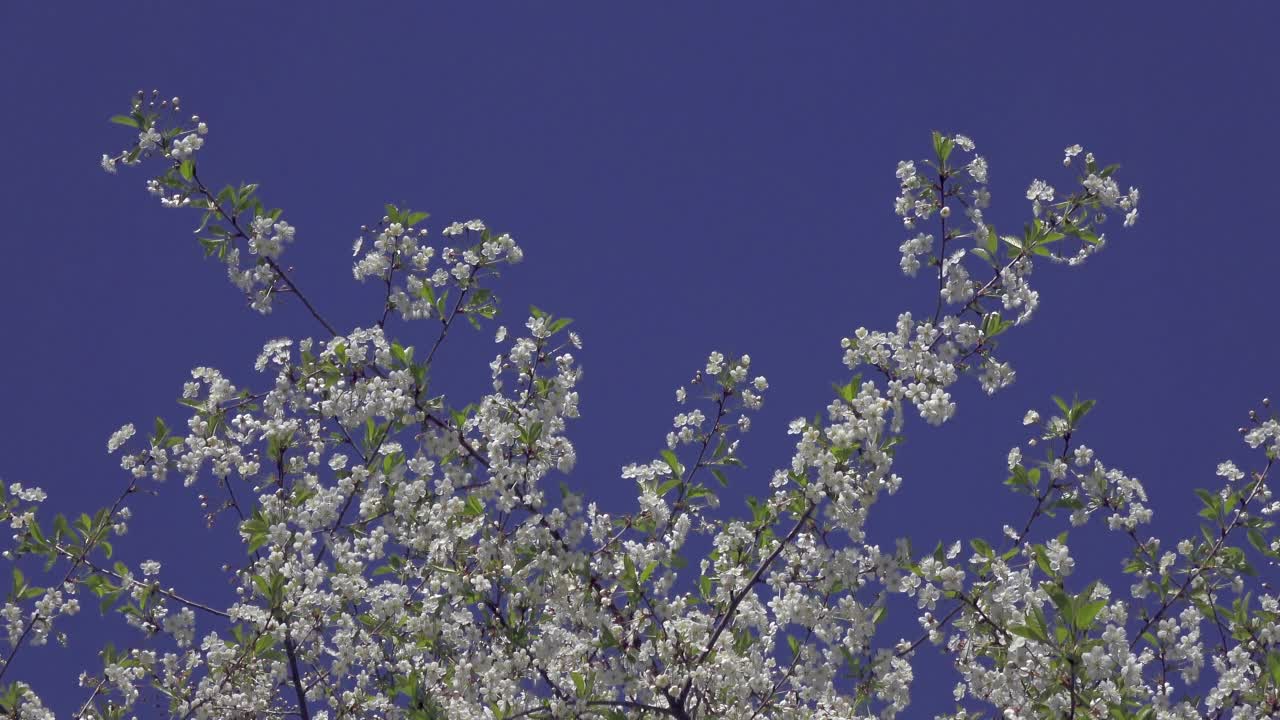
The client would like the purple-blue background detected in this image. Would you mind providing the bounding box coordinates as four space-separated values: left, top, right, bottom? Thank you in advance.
2 3 1277 716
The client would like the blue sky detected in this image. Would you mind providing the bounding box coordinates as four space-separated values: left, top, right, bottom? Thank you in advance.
2 3 1278 716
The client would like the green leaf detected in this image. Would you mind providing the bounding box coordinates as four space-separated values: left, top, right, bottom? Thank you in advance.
599 623 619 649
1033 546 1053 576
931 131 954 164
981 312 1011 340
834 374 863 403
179 159 194 182
25 520 45 548
1075 599 1107 630
639 561 657 584
1247 528 1270 556
522 421 543 446
109 114 140 128
1009 623 1046 643
686 484 713 501
656 477 681 497
660 450 683 479
53 514 70 541
1044 583 1070 613
1069 399 1096 426
623 555 638 589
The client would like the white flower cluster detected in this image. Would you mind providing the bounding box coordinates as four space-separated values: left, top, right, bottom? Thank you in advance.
895 135 992 281
1243 416 1280 457
898 232 932 277
1069 146 1140 228
939 248 974 305
893 159 933 230
107 422 136 453
224 247 283 314
70 112 1280 720
101 92 207 175
245 216 295 260
1026 178 1055 217
169 129 205 161
945 397 1280 720
1 584 78 653
842 312 977 426
100 93 312 315
998 257 1040 324
352 216 522 323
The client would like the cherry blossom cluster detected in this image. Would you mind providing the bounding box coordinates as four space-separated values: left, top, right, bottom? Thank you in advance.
2 94 1277 720
351 209 523 325
918 396 1278 719
101 90 298 315
862 135 1146 439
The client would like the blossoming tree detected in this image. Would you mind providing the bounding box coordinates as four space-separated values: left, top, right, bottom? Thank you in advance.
1 90 1277 719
